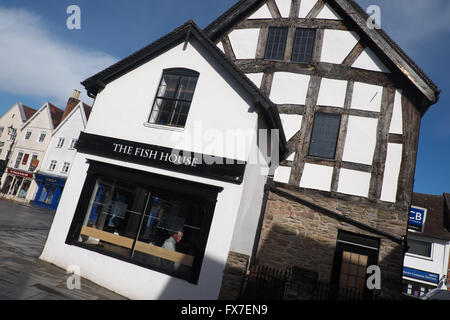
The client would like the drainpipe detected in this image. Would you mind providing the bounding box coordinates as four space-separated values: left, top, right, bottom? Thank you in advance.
249 175 274 269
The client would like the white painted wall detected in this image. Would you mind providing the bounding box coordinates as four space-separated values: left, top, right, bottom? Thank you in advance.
270 72 310 105
275 0 292 18
380 143 403 203
316 78 348 107
40 104 87 178
351 82 383 112
0 103 28 161
316 3 342 20
274 165 291 184
85 40 258 162
352 47 390 73
342 116 378 165
389 90 403 134
248 4 272 19
299 0 317 18
300 163 333 191
280 114 302 141
337 168 371 198
404 234 450 287
320 30 359 65
246 72 264 88
228 29 260 60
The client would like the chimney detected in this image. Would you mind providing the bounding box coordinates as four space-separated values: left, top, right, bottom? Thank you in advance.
61 90 81 122
72 89 81 100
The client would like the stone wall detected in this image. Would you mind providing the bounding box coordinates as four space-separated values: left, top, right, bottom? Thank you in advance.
218 251 249 300
255 187 409 298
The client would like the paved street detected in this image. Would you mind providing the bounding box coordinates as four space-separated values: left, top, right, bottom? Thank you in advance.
0 198 126 300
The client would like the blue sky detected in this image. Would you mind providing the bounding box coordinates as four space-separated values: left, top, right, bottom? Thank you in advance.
0 0 448 195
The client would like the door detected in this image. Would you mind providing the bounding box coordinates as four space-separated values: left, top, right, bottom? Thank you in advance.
330 231 380 299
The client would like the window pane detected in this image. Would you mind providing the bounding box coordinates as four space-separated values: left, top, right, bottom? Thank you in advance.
265 27 288 60
308 113 341 159
407 239 432 257
291 28 315 63
149 70 198 128
77 175 207 280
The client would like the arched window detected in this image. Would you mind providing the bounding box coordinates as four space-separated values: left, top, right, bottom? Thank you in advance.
148 68 199 128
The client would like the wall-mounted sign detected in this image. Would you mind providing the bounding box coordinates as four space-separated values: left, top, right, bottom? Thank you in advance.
408 206 427 232
403 267 439 284
76 132 246 184
7 168 33 179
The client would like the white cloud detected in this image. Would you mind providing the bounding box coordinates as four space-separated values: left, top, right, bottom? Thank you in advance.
0 7 117 107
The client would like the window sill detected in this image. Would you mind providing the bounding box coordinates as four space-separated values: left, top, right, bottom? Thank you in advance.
143 122 185 132
405 253 433 261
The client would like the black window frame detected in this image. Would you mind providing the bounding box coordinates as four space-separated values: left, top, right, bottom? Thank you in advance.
148 68 199 128
291 28 316 64
65 160 223 284
264 27 289 61
308 112 341 160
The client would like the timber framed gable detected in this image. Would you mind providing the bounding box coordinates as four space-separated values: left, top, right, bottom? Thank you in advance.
204 0 440 210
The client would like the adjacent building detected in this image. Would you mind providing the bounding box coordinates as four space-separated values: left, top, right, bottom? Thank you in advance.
0 102 64 202
40 21 287 300
32 92 91 210
402 192 450 297
204 0 440 299
0 103 36 177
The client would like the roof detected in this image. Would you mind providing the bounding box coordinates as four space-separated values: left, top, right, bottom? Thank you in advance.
81 20 288 159
203 0 440 110
21 105 36 121
47 103 64 130
60 97 80 122
82 103 92 120
411 192 450 241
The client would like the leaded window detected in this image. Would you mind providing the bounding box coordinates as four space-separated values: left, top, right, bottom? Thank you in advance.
291 28 315 63
148 68 199 128
308 113 341 159
265 27 288 60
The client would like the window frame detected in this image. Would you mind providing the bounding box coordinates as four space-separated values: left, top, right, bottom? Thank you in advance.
65 160 222 284
57 137 65 148
264 27 289 61
147 68 200 129
307 112 342 160
405 238 433 260
38 131 47 143
49 160 57 171
24 130 32 140
291 28 316 64
61 162 70 174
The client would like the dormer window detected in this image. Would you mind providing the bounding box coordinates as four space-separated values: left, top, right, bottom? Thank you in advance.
148 68 199 128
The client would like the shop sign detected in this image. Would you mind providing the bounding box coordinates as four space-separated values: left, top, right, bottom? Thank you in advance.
76 132 246 184
408 206 427 232
7 168 33 179
403 267 439 284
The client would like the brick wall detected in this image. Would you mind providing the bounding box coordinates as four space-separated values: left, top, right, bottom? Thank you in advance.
255 187 409 298
218 251 249 300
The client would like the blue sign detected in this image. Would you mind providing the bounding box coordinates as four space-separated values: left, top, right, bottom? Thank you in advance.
403 267 439 284
408 206 427 232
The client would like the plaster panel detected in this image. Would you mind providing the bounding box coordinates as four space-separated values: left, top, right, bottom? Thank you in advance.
380 143 402 203
351 82 383 112
300 163 333 191
337 168 371 198
316 78 348 108
270 72 310 105
342 116 378 165
320 30 359 65
228 29 260 59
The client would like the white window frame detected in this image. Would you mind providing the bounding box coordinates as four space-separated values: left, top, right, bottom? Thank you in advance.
49 160 57 171
24 130 32 140
38 131 46 143
61 162 70 174
57 137 65 148
69 138 77 150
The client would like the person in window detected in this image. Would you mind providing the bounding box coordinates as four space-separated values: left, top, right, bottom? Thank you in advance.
161 230 183 272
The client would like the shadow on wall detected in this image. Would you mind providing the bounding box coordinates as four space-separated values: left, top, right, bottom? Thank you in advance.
252 203 406 299
156 254 226 300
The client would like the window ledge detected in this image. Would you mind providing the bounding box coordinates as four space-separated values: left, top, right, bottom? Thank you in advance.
404 253 433 261
143 122 185 132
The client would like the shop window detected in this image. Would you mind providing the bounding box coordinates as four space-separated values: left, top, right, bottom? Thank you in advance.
22 154 30 165
28 154 38 172
57 137 65 148
308 112 341 159
291 28 315 63
49 160 57 171
66 161 222 284
148 68 199 128
14 151 24 169
406 238 432 258
265 27 288 60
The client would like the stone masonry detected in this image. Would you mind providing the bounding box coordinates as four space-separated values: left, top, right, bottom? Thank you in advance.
254 186 409 298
